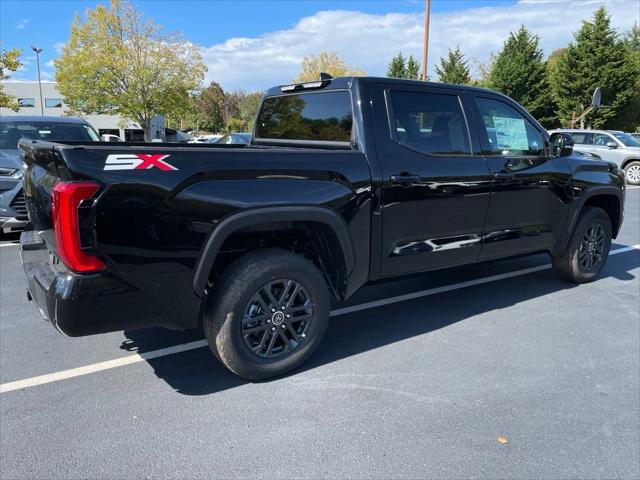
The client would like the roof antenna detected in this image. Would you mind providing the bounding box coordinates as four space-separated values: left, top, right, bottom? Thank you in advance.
319 72 333 81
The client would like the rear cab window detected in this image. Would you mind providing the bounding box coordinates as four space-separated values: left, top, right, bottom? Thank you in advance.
255 91 353 147
387 90 471 155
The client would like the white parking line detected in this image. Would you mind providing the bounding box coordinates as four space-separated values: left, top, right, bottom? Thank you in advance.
1 244 639 394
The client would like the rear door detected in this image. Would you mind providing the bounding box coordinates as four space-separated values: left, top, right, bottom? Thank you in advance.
471 94 572 259
371 84 492 277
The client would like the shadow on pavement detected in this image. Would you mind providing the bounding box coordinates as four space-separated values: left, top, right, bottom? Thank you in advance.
120 245 639 396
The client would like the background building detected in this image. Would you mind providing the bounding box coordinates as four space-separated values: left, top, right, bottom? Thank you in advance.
0 81 167 141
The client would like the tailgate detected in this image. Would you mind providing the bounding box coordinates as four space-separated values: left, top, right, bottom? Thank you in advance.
18 140 64 247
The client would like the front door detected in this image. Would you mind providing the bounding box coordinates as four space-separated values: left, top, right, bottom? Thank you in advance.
471 94 573 259
587 132 628 165
371 85 492 277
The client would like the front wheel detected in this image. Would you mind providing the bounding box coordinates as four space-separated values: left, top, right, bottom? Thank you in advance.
552 206 612 283
624 160 640 185
204 249 330 380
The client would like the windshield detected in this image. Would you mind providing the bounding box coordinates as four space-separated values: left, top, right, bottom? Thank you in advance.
255 91 353 143
0 121 100 149
612 132 640 147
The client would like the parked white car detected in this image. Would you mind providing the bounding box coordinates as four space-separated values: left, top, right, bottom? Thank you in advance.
188 135 222 144
549 129 640 185
100 134 123 142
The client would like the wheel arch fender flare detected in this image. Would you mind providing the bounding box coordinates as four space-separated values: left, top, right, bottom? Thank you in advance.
192 206 356 298
621 157 640 169
567 185 624 246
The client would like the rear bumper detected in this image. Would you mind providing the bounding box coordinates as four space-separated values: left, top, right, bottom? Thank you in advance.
20 230 200 336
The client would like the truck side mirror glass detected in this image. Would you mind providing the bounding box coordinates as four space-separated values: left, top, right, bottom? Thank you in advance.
550 132 574 157
606 141 618 149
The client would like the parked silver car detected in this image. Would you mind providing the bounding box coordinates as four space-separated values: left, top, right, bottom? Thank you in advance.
549 129 640 185
0 116 100 233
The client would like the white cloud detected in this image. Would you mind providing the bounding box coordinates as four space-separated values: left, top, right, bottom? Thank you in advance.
16 18 29 30
39 70 54 81
45 59 55 68
199 0 639 92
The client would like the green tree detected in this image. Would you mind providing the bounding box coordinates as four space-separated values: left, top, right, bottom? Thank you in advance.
406 55 421 80
489 26 556 126
617 22 640 131
387 52 421 80
0 46 22 111
222 92 241 132
623 22 640 50
294 51 365 82
55 0 206 140
387 52 407 78
549 7 639 129
471 54 495 87
435 47 471 85
197 81 225 132
237 91 263 130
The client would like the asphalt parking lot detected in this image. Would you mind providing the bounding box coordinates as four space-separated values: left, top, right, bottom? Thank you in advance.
1 188 639 479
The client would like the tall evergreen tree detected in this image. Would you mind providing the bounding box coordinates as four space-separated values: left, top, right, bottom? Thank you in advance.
549 7 639 129
488 25 555 126
435 47 471 85
618 22 640 131
623 22 640 51
387 52 407 78
406 55 421 80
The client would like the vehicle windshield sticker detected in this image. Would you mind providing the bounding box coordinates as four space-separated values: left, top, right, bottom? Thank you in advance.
492 116 528 151
104 154 177 171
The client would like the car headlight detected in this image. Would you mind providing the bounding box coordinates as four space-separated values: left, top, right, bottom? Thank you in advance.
0 167 19 176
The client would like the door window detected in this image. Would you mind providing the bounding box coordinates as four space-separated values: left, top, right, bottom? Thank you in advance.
569 132 592 145
388 90 470 155
476 97 544 156
592 133 614 146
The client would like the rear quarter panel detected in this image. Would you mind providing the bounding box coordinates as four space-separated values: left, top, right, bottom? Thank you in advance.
57 145 372 328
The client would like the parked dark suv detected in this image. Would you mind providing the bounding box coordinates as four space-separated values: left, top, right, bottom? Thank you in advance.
19 77 625 380
1 116 100 233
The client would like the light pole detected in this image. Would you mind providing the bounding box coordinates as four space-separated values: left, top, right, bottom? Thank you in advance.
31 46 44 116
421 0 431 81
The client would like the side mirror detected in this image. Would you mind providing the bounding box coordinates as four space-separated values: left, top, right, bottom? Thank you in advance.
606 141 618 149
550 132 574 157
100 134 110 142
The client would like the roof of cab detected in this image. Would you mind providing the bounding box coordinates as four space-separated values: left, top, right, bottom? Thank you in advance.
0 115 90 124
265 76 504 97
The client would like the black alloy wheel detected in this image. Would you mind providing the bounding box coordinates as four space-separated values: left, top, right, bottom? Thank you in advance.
578 222 606 272
204 249 330 380
242 279 313 359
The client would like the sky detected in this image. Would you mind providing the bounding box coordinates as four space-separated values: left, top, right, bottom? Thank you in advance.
1 0 639 92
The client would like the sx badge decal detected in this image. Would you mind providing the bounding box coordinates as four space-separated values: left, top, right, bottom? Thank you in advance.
104 154 178 171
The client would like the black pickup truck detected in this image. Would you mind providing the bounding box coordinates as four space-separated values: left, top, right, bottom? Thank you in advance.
19 76 625 379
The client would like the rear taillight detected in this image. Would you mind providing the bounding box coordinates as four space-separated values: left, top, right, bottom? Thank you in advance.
52 181 106 273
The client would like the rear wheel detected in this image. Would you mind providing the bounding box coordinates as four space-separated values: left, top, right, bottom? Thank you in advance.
624 161 640 185
204 249 330 380
552 206 612 283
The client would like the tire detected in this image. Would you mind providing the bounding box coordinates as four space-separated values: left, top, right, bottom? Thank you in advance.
552 206 612 283
624 161 640 185
204 249 330 380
